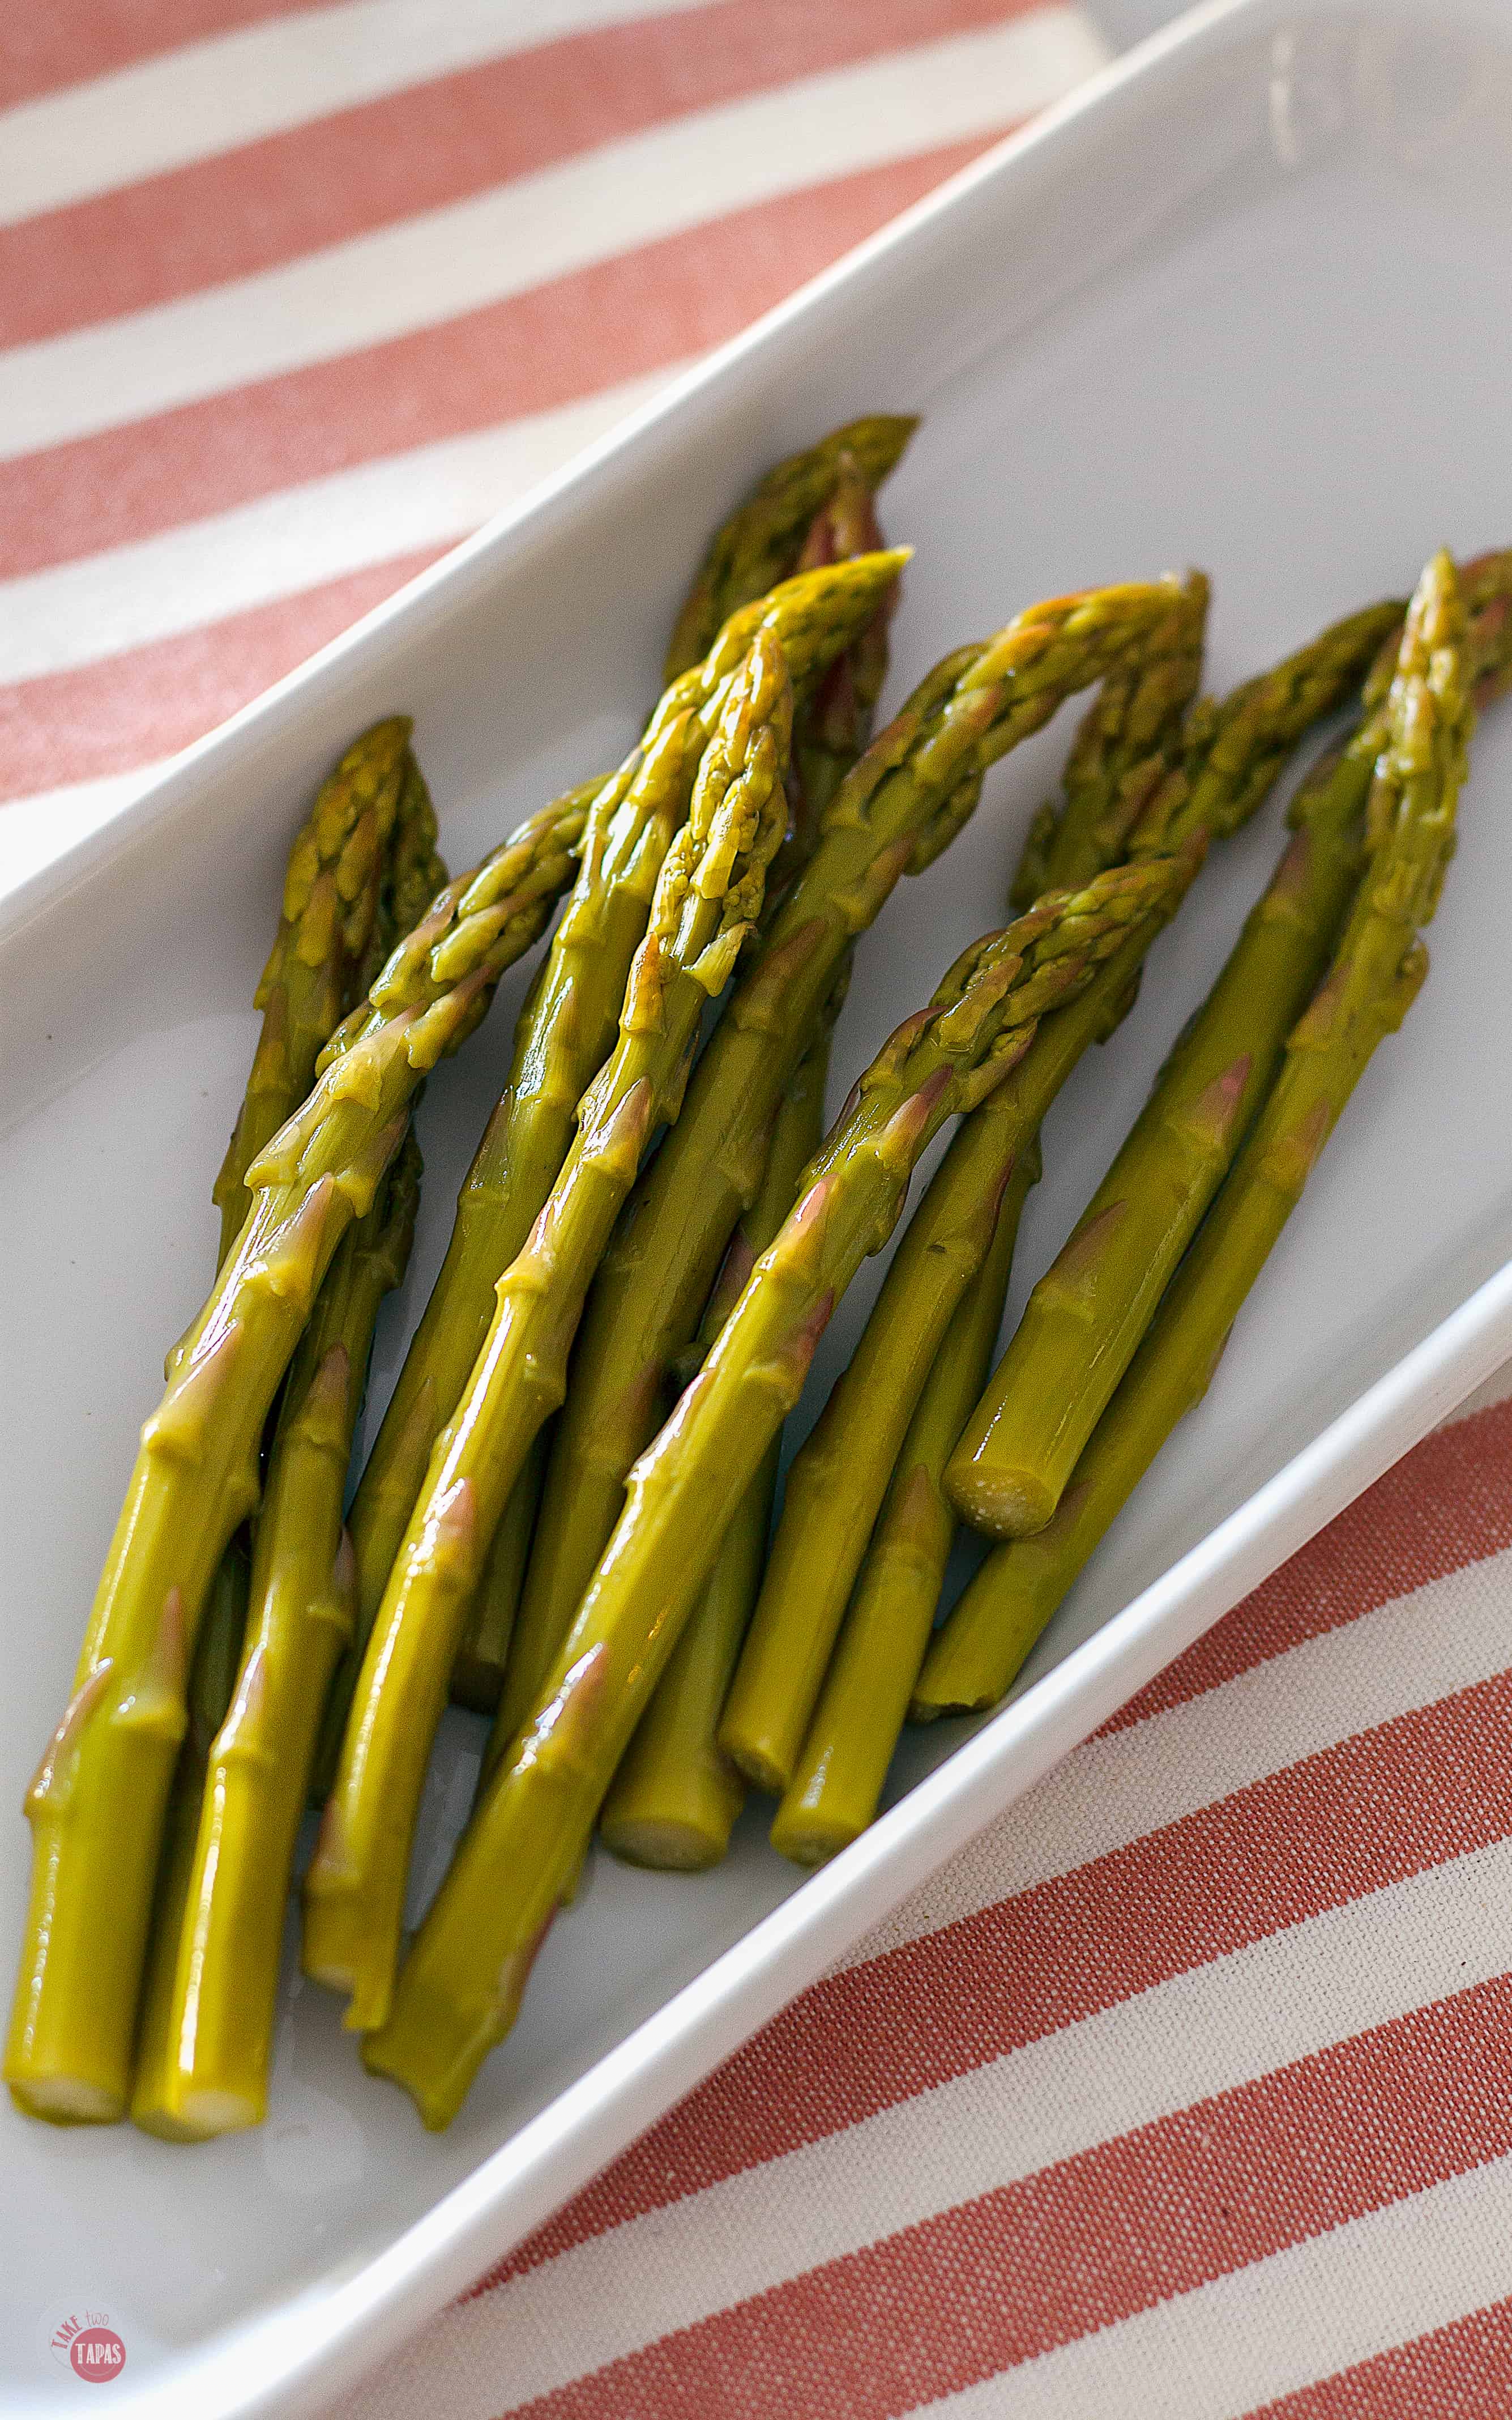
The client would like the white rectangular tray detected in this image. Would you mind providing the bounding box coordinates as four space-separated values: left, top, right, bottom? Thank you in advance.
5 0 1512 2407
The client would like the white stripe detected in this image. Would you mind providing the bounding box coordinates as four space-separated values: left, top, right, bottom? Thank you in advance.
347 1833 1512 2417
844 1536 1512 1971
0 0 723 227
930 2154 1512 2420
0 367 684 679
0 12 1106 463
0 765 165 896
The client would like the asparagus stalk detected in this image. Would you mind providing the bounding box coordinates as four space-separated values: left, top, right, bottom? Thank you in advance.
304 631 798 2030
131 1139 421 2139
212 720 420 1261
597 1008 838 1869
516 580 1190 1702
358 850 1188 2126
771 1137 1042 1864
716 595 1400 1793
922 548 1472 1711
5 783 586 2125
664 415 917 680
329 556 904 1775
947 756 1378 1540
1010 573 1208 909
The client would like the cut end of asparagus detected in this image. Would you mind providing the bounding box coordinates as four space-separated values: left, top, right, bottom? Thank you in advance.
362 1921 551 2130
768 1804 859 1869
131 2085 259 2144
599 1810 732 1872
943 1452 1058 1540
907 1678 994 1724
300 1883 394 2031
361 2037 457 2133
716 1721 795 1799
7 2072 123 2127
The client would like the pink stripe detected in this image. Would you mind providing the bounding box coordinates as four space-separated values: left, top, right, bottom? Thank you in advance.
0 140 992 583
1242 2297 1512 2417
0 0 323 111
1101 1394 1512 1736
1 0 1044 346
502 1975 1512 2418
0 546 445 801
477 1669 1512 2287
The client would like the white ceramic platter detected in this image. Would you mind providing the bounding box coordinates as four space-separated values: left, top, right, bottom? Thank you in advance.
6 0 1512 2407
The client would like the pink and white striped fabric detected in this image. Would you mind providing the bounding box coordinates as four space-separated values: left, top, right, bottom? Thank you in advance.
0 0 1105 887
343 1371 1512 2417
11 6 1512 2414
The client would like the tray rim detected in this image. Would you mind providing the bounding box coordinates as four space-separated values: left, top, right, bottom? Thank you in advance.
8 0 1511 2410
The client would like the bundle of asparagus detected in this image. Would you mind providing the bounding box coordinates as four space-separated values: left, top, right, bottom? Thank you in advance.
364 847 1190 2126
548 451 905 1848
6 726 449 2123
332 543 906 1759
719 591 1402 1808
11 403 1498 2153
512 573 1197 1727
920 546 1504 1716
304 627 804 2028
769 548 1511 1862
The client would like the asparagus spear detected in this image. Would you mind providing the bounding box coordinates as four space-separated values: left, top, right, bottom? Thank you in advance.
4 784 586 2126
357 849 1188 2126
597 1005 839 1869
1010 572 1208 909
329 555 904 1775
516 580 1189 1700
663 415 917 680
203 736 433 1756
717 595 1401 1793
922 548 1472 1711
304 631 797 2030
213 720 418 1261
131 1138 421 2139
947 761 1379 1540
771 1137 1042 1864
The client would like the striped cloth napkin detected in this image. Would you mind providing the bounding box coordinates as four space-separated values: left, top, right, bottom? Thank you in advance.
9 6 1512 2417
344 1371 1512 2419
